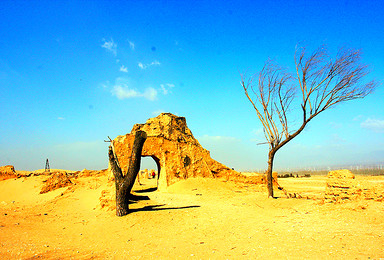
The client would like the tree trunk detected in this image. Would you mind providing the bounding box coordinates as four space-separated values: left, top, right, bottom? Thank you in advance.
108 130 147 216
266 150 276 198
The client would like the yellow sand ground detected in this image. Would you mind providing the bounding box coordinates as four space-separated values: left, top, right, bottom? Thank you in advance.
0 173 383 259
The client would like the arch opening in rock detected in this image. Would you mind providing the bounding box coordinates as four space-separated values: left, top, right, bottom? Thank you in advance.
140 155 161 190
112 113 265 191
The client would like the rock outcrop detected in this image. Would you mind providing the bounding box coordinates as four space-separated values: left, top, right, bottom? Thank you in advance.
111 113 264 190
40 172 73 194
0 165 17 180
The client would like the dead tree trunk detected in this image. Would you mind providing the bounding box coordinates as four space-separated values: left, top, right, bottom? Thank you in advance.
266 149 276 198
108 130 147 216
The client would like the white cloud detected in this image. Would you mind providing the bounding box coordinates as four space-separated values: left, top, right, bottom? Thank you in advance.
112 85 140 99
166 83 175 88
129 41 135 50
57 117 65 120
138 62 145 69
160 83 175 95
150 60 161 66
138 60 161 69
119 65 128 73
101 38 117 56
160 85 168 95
143 87 158 101
361 118 384 133
105 78 174 101
110 78 157 101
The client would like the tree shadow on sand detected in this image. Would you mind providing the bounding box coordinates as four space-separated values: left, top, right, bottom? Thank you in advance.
129 193 150 202
129 204 200 213
134 187 158 193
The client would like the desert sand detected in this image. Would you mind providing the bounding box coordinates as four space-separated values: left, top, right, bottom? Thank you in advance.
0 171 383 259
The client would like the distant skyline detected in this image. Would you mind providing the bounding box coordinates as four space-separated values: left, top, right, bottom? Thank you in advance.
0 0 383 172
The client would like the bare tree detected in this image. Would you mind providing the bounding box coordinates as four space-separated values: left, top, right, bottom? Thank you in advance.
241 46 377 198
108 130 147 216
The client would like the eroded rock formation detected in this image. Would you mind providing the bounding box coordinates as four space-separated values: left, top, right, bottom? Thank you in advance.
111 113 264 190
40 172 72 194
0 165 17 180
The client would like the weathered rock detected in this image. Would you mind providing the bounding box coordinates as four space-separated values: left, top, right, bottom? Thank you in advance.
40 172 72 194
324 169 384 202
0 165 17 180
78 168 98 177
325 169 358 202
111 113 264 190
327 169 355 180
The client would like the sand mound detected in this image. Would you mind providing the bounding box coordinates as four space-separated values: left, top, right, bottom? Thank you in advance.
40 172 73 194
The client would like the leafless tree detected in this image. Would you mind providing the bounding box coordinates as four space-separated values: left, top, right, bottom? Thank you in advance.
108 131 147 216
241 45 377 198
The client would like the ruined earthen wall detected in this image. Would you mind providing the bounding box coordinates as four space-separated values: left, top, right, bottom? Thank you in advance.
325 169 384 202
112 113 263 190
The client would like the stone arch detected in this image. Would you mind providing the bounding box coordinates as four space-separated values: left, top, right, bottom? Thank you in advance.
141 155 162 189
143 155 161 175
112 113 264 190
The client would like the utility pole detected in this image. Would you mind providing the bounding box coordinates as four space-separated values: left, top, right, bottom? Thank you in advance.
45 159 50 173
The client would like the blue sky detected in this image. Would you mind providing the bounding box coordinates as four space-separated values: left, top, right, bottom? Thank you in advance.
0 0 383 171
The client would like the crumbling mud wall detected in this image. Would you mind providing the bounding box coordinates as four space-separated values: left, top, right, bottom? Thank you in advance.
112 113 264 190
325 169 383 202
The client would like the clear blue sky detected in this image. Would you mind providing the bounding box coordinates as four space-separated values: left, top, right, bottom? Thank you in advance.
0 0 383 171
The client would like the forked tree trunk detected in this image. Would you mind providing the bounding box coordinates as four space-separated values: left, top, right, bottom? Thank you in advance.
266 150 276 198
108 130 147 216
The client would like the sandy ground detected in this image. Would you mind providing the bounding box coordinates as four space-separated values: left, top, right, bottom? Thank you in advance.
0 172 383 259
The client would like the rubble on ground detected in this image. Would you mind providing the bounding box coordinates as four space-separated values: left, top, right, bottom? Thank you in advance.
40 172 73 194
325 169 384 202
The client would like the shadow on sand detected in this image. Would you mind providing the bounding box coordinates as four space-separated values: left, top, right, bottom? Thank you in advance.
129 193 150 202
134 187 158 193
129 204 200 213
